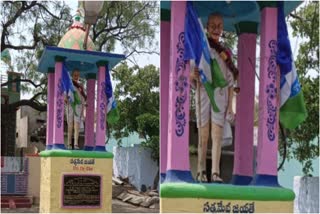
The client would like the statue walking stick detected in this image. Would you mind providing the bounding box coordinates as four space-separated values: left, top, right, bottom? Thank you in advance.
197 78 203 182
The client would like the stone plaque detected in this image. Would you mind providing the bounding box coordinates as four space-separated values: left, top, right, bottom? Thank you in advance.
62 174 101 208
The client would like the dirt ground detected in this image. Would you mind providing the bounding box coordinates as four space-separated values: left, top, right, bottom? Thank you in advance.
1 199 159 213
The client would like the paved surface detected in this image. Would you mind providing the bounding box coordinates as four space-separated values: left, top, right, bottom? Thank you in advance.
1 206 39 213
1 199 159 213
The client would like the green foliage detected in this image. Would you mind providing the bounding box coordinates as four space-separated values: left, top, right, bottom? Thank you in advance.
278 1 319 175
290 2 319 74
222 32 238 57
137 113 159 162
1 1 73 102
110 63 159 162
93 1 159 55
1 1 159 105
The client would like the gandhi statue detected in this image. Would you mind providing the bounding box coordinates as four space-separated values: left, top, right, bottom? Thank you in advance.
190 13 236 183
65 69 87 150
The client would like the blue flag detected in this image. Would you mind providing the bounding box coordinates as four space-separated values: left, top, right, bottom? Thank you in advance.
184 1 227 112
277 1 307 129
62 63 74 102
105 65 119 124
62 64 81 116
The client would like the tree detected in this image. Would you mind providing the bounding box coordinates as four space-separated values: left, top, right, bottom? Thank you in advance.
278 1 319 175
93 1 159 59
1 1 159 113
110 62 159 188
110 62 159 162
1 1 73 112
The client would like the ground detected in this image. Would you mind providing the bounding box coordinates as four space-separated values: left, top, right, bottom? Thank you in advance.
1 199 159 213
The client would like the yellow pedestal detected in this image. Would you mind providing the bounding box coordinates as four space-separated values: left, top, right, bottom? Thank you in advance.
160 183 295 213
39 150 113 213
161 198 293 213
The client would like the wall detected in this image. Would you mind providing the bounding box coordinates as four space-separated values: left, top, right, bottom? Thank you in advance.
1 157 28 195
19 106 47 136
278 155 319 190
294 176 319 213
1 110 16 156
113 145 158 191
27 156 41 204
1 156 24 173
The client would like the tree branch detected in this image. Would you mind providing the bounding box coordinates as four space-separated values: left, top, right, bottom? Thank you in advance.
4 43 38 50
125 48 159 59
1 99 47 112
94 2 150 40
125 57 139 67
1 1 67 52
35 3 63 20
1 1 38 52
30 91 44 101
1 78 44 88
3 1 37 29
289 13 308 23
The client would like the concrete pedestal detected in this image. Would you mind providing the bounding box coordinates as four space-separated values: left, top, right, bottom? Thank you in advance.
39 150 113 213
160 183 294 213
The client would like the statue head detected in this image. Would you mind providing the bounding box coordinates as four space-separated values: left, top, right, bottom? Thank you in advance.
71 69 80 82
207 13 223 42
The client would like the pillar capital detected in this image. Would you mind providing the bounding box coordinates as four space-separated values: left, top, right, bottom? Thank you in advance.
85 73 96 80
54 55 65 62
235 22 258 35
258 2 278 10
47 67 55 73
161 9 171 21
96 60 108 67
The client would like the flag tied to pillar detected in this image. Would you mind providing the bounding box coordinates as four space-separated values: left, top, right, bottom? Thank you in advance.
277 1 307 129
105 65 120 125
184 1 227 112
62 63 81 116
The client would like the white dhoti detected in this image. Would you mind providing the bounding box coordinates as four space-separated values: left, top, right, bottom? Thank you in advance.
193 48 234 182
194 48 234 128
65 86 86 148
66 103 84 124
195 86 228 127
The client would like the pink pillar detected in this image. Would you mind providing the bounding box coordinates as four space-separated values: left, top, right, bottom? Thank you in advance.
95 62 107 151
84 74 96 151
160 20 170 182
254 6 280 186
165 1 193 182
52 58 65 149
232 23 257 185
46 69 55 150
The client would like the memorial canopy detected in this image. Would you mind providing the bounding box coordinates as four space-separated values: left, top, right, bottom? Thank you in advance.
38 46 125 77
161 1 302 33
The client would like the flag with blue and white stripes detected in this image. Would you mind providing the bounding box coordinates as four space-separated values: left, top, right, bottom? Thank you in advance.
105 65 119 124
277 1 307 129
62 64 81 116
184 1 227 112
